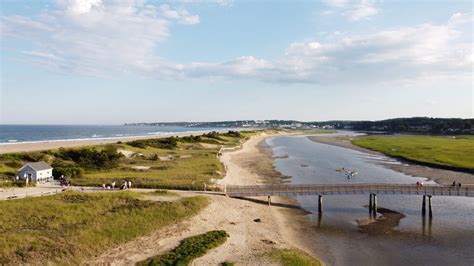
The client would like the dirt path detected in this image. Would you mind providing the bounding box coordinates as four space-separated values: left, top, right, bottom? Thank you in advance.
90 133 315 265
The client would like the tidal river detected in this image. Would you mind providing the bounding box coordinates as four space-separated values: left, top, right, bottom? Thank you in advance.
266 134 474 266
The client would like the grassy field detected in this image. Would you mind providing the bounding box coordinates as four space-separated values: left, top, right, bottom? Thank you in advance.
137 230 229 266
268 248 321 266
299 129 337 134
0 131 258 189
0 191 209 264
352 135 474 171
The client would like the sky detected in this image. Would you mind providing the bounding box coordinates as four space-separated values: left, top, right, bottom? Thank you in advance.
0 0 473 124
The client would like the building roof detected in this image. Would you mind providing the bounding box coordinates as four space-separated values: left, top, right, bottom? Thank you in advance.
18 161 53 172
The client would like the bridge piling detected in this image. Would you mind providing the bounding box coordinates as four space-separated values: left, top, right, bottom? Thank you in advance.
428 195 433 217
318 195 323 213
372 194 378 213
369 194 373 211
422 195 426 216
317 212 323 227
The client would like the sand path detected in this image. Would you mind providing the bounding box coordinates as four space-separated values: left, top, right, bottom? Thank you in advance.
90 133 312 265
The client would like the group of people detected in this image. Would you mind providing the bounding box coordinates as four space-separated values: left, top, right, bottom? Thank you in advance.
452 181 462 187
101 180 132 190
59 175 71 187
416 181 424 188
336 167 358 179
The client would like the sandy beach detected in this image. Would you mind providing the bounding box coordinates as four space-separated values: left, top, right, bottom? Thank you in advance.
0 131 232 154
308 135 474 185
90 133 319 265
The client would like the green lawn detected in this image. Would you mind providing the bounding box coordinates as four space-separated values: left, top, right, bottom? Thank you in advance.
137 230 229 266
352 135 474 170
0 191 208 264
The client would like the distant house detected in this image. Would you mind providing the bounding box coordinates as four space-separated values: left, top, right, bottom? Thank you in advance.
17 161 53 183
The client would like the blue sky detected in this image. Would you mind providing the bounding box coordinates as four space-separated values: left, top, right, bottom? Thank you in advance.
1 0 473 124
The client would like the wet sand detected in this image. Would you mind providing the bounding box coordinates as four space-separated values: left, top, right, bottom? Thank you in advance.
308 135 474 185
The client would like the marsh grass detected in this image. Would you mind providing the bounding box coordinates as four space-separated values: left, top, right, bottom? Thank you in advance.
268 248 321 266
137 230 229 266
0 191 209 264
352 135 474 171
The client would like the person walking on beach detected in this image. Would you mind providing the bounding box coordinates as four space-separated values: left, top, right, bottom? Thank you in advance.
112 181 116 190
128 180 132 189
452 181 456 187
102 183 106 190
458 183 462 188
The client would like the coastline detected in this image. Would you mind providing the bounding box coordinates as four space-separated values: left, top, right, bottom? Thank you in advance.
0 130 232 154
307 135 474 185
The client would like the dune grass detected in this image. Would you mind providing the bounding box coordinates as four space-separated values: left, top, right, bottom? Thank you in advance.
0 131 259 190
137 230 229 266
352 135 474 171
268 248 321 266
147 190 180 196
0 191 209 264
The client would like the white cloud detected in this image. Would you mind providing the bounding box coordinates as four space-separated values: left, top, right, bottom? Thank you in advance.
2 4 472 87
160 4 200 25
325 0 348 8
325 0 379 21
1 0 200 76
60 0 103 15
344 0 378 21
183 14 472 84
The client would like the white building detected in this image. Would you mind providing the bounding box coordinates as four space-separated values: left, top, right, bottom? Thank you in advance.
17 161 53 183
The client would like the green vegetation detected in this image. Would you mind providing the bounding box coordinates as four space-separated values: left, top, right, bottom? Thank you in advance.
0 191 209 264
137 230 229 266
352 135 474 171
220 261 235 266
147 190 179 196
300 129 336 134
0 179 34 188
268 248 321 266
0 131 258 190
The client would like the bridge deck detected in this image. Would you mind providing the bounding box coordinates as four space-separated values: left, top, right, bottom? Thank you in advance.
226 183 474 197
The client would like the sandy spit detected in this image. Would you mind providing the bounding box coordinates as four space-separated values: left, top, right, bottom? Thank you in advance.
89 133 319 265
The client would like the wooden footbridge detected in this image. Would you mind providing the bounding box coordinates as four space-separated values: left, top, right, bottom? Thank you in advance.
225 183 474 216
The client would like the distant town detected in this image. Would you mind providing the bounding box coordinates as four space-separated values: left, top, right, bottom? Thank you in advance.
125 117 474 134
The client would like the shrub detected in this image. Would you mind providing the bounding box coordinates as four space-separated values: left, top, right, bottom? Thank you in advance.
180 135 202 143
224 131 242 138
203 131 223 140
128 137 178 149
52 159 84 179
55 145 122 170
138 230 229 266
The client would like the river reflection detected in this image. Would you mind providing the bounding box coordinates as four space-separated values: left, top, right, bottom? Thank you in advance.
267 135 474 266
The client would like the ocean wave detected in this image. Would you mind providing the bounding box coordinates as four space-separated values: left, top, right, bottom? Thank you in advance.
0 129 233 146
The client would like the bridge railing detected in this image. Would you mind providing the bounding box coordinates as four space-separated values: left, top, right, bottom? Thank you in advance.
226 183 473 197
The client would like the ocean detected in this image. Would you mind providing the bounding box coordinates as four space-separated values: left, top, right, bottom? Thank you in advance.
0 125 225 144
